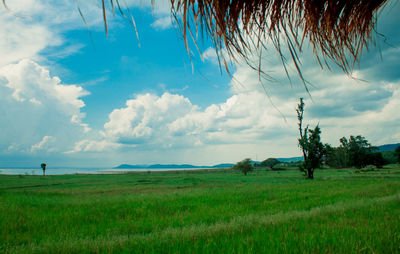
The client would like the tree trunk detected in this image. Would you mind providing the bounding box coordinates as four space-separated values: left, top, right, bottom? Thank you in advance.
307 168 314 179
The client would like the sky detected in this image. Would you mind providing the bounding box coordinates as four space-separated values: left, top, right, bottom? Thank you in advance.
0 0 399 168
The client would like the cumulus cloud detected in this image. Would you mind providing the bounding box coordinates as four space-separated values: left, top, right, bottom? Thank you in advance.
102 93 198 146
87 90 294 154
0 59 90 154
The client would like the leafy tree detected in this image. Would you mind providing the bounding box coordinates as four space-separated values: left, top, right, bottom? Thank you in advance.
260 158 280 169
366 152 385 168
325 144 349 168
233 158 254 176
341 136 376 168
297 98 325 179
395 146 400 163
299 126 325 179
381 150 398 164
326 135 382 168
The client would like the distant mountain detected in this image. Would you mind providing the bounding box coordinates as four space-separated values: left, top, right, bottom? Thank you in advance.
114 158 308 170
212 163 234 168
147 164 200 169
277 157 303 162
114 164 149 169
114 163 234 169
377 143 400 152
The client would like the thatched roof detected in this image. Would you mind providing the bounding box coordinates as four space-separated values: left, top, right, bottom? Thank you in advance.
168 0 389 79
114 0 388 83
4 0 389 81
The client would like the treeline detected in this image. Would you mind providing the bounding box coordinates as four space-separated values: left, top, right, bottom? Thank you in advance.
234 141 399 176
257 136 400 171
325 136 398 169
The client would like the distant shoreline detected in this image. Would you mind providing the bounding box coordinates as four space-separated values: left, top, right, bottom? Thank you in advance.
0 167 232 175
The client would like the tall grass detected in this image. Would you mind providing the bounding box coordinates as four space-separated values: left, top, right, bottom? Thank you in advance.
1 166 399 253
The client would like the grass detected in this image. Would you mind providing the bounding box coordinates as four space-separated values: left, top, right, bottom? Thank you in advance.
1 165 400 253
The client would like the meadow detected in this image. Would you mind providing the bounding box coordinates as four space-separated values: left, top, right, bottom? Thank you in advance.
1 165 400 253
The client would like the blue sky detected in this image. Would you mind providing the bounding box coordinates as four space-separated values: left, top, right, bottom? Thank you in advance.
0 0 399 168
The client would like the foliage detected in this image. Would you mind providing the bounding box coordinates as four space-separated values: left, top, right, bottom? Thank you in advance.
260 158 280 169
381 150 398 164
233 158 254 175
365 152 385 168
299 126 325 178
342 136 377 168
297 98 324 179
325 136 381 169
395 146 400 163
324 144 349 168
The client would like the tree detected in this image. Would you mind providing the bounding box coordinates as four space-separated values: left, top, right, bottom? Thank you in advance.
395 146 400 163
41 163 46 176
233 158 254 176
299 126 325 179
260 158 280 169
326 135 381 168
297 98 324 179
341 136 376 168
324 144 349 168
366 152 385 168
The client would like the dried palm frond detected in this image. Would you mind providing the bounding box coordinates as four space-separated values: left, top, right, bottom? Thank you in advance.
169 0 388 83
2 0 388 83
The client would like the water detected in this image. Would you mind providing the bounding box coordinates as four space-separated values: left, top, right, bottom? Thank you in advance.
0 167 205 175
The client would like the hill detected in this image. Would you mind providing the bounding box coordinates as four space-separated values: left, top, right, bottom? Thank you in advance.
114 163 234 169
377 143 400 152
277 156 303 162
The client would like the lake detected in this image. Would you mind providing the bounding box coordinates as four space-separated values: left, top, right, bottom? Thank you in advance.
0 167 204 175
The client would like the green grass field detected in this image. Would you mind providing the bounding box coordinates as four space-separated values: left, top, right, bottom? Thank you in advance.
1 166 400 253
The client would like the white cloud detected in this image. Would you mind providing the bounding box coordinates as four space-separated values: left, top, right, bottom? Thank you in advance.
151 16 172 30
66 139 120 154
103 93 198 146
31 136 56 152
0 59 91 154
81 90 294 156
225 34 400 149
0 14 58 67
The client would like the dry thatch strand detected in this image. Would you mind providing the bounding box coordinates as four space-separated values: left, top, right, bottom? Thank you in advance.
169 0 388 81
2 0 388 82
